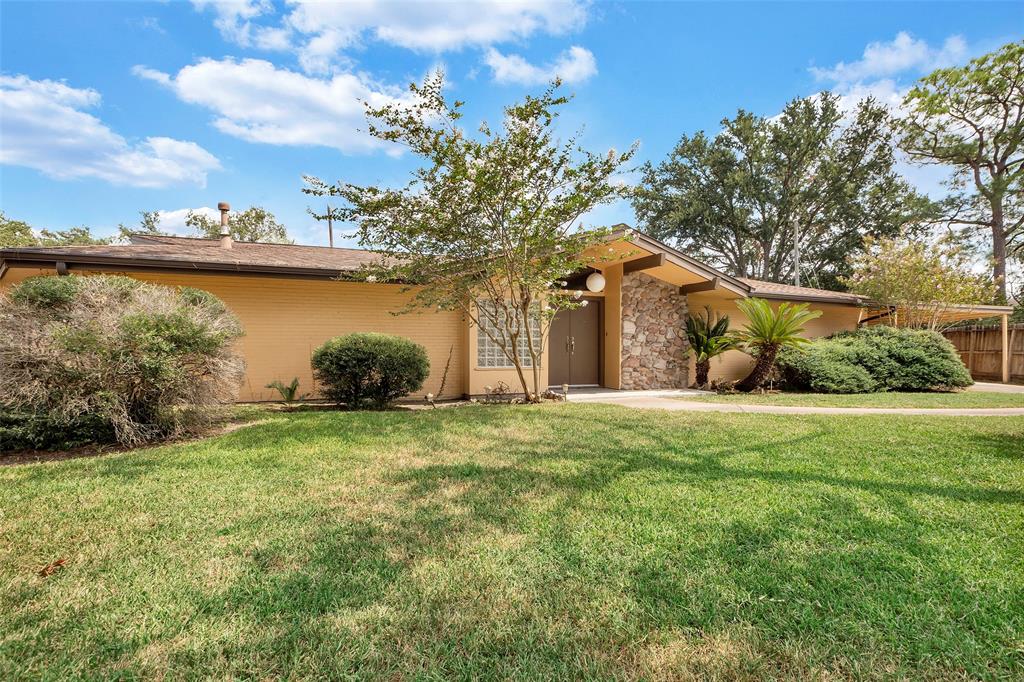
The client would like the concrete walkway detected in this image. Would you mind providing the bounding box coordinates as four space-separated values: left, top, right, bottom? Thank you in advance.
566 387 1024 417
967 381 1024 394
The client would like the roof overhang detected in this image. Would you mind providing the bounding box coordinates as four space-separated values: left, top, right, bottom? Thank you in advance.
860 302 1014 325
751 291 865 305
0 250 357 281
606 227 750 296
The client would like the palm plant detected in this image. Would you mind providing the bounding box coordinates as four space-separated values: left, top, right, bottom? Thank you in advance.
265 377 308 402
734 298 822 391
685 306 738 388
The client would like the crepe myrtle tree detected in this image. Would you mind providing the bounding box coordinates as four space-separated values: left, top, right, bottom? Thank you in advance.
844 234 997 331
304 73 636 401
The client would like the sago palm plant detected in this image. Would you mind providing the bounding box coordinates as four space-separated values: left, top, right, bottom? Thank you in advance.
734 298 821 391
265 377 308 402
685 306 738 388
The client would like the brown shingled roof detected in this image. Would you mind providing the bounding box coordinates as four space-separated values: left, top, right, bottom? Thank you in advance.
739 277 865 304
1 232 866 305
1 234 383 277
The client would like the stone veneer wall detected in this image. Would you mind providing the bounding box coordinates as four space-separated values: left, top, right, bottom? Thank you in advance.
620 272 690 389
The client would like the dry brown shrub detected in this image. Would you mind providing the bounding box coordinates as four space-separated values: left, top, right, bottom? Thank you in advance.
0 275 245 446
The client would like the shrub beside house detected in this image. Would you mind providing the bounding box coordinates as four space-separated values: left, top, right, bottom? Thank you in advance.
0 275 245 450
778 326 973 393
312 333 430 409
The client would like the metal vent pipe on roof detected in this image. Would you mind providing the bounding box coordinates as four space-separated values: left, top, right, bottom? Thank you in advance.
218 201 232 250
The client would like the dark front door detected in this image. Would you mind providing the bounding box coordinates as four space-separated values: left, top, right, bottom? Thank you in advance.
549 300 602 387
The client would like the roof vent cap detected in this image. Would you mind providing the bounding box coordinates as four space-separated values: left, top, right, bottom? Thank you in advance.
218 201 232 249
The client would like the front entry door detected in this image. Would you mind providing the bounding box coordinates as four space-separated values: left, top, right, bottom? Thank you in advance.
549 300 602 387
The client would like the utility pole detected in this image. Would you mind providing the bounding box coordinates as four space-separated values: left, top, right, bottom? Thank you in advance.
792 216 801 287
326 203 334 248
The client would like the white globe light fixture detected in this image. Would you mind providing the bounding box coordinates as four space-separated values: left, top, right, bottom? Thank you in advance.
585 272 606 293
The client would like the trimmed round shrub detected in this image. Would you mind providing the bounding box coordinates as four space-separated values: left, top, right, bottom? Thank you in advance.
312 333 429 409
778 325 972 394
0 275 245 448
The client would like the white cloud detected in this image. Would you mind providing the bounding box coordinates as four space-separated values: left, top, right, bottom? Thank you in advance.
836 78 906 107
193 0 589 74
0 74 220 187
190 0 289 50
811 32 967 85
485 45 596 85
131 16 167 34
134 58 408 153
809 33 975 120
829 78 909 114
155 206 220 235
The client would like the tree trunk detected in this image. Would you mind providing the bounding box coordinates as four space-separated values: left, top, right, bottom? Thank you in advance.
510 358 532 402
737 345 779 392
506 334 533 402
696 359 710 388
530 357 541 402
991 199 1007 303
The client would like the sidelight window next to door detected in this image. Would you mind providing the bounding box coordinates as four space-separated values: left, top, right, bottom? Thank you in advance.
549 299 602 387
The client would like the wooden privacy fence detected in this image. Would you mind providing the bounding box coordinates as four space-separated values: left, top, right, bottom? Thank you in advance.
943 323 1023 384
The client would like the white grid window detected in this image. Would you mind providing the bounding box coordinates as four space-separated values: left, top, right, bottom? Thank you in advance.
476 301 541 368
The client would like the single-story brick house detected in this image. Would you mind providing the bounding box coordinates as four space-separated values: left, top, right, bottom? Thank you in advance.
1 226 1013 399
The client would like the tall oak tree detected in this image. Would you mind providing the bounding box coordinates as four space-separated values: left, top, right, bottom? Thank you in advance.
633 93 934 289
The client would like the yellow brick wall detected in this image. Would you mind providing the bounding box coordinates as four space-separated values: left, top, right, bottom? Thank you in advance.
1 265 866 396
1 267 466 402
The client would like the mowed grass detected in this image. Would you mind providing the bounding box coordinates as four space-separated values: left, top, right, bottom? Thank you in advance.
2 405 1022 680
691 390 1024 409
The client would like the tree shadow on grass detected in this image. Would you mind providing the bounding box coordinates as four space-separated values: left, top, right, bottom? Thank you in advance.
10 405 1023 677
197 408 1022 674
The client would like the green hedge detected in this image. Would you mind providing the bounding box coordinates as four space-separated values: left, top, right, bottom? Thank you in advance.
312 333 430 409
0 411 115 453
778 326 972 394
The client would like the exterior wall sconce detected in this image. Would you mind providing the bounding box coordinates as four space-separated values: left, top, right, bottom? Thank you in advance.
585 272 606 293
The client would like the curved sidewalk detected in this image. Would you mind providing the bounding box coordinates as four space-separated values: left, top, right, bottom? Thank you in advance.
566 389 1024 416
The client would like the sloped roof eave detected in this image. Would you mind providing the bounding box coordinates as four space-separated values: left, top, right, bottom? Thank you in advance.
607 227 751 295
0 249 360 280
745 289 866 305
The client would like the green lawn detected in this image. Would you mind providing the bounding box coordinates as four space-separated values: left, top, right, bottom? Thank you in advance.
690 390 1024 409
3 405 1022 680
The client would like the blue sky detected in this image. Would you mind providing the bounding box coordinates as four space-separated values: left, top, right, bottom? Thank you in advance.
1 1 1020 246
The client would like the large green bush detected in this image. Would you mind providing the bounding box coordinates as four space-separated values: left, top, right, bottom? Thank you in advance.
312 333 429 409
778 325 972 393
0 275 245 449
778 345 877 393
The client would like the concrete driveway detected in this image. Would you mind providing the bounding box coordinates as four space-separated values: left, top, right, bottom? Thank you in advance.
565 387 1024 416
967 381 1024 394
